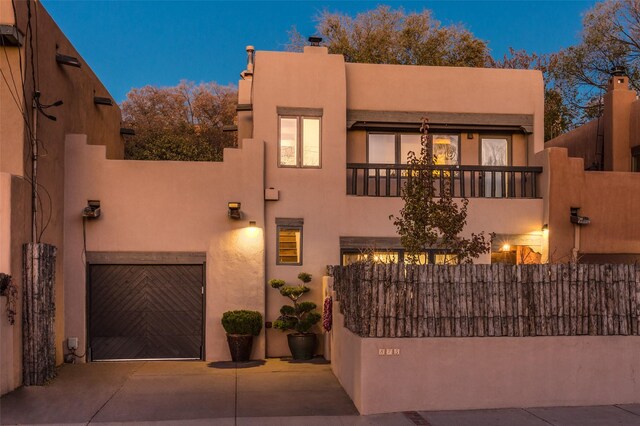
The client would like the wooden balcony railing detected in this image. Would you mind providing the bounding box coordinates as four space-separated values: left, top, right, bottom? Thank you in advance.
346 163 543 198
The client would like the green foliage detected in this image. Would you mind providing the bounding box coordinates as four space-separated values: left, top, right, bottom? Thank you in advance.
390 119 492 264
269 279 285 289
288 6 489 67
121 81 237 161
270 273 321 334
221 310 263 336
297 272 312 283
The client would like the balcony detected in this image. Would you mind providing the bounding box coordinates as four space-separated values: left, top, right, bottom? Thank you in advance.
346 163 543 198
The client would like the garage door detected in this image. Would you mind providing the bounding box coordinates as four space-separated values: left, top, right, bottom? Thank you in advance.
89 264 204 360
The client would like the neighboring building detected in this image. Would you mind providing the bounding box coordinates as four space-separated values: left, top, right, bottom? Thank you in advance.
544 72 640 263
1 0 123 394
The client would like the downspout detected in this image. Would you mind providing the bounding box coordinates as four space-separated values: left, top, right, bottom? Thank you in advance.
571 224 580 263
31 97 38 243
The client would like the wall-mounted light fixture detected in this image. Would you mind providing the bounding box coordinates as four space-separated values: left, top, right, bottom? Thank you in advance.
467 132 474 139
249 221 256 227
542 224 549 232
94 96 113 106
56 53 81 68
82 200 101 219
228 202 242 220
570 207 590 225
501 244 511 252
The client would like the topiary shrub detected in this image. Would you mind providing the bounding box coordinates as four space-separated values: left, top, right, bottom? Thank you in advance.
221 310 263 335
269 272 321 334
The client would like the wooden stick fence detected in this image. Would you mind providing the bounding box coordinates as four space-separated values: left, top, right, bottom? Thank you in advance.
332 263 640 338
23 243 57 385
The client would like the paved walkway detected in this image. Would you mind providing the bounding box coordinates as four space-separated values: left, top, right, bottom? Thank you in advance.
1 359 638 425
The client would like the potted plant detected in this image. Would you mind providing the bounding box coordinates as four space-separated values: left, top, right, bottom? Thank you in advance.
269 272 321 360
221 310 262 362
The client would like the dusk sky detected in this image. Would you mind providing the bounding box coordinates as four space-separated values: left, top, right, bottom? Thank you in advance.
41 1 598 102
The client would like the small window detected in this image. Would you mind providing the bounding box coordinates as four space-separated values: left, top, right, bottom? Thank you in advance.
278 116 321 167
276 218 303 265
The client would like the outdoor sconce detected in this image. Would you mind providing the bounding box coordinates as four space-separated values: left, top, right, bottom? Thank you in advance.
56 53 81 68
228 202 242 220
570 207 590 225
94 96 113 106
249 221 256 227
120 128 135 136
542 224 549 232
82 200 101 219
501 244 511 252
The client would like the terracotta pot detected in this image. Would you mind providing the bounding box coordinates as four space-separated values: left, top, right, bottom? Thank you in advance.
226 334 253 362
287 333 316 360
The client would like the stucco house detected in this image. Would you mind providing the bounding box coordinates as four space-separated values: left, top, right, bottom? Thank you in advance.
61 43 549 365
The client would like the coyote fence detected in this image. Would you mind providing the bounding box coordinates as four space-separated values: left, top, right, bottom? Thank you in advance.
331 263 640 338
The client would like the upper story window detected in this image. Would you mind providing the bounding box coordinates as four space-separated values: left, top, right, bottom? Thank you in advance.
278 109 321 168
367 132 459 165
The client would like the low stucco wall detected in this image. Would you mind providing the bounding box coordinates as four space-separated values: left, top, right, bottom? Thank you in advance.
330 287 640 415
63 136 266 362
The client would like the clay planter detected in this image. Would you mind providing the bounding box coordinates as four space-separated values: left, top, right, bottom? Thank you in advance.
226 334 254 362
287 333 316 360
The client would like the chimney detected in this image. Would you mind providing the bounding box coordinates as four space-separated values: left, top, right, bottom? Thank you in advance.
608 66 629 92
241 45 255 80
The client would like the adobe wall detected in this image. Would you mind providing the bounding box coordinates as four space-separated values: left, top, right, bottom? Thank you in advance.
544 119 600 169
252 48 546 356
345 62 545 159
63 136 266 362
0 0 123 393
330 291 640 415
539 148 640 262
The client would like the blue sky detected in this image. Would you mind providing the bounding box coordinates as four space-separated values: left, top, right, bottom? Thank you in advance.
41 1 597 102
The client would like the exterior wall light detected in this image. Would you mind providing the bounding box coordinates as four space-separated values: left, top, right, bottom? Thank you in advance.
501 244 511 252
249 221 256 227
228 202 242 220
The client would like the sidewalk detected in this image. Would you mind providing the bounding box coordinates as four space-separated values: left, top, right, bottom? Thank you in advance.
0 359 638 425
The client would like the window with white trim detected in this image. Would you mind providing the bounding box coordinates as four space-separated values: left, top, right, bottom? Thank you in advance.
279 116 321 167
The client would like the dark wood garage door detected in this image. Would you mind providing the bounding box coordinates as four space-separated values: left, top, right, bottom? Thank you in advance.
89 264 204 360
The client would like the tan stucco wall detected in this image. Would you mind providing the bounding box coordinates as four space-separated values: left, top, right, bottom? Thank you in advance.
539 147 640 262
252 49 545 357
545 119 600 169
345 63 544 159
331 298 640 415
1 0 123 393
63 136 266 361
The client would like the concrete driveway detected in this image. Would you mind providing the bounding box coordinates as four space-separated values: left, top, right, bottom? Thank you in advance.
1 359 639 425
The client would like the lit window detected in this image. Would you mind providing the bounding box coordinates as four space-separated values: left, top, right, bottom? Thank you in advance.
279 116 321 167
368 132 459 165
276 218 303 265
435 254 458 265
